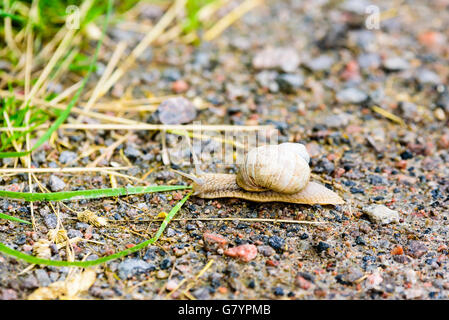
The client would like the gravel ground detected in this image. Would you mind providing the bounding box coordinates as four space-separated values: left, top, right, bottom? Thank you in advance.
1 0 449 300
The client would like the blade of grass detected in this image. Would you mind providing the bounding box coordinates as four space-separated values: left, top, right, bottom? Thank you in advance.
0 192 192 267
0 212 31 225
0 9 27 24
0 185 191 202
0 0 113 159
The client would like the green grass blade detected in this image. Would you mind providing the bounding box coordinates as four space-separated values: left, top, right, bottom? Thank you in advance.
0 192 192 267
0 213 31 225
0 0 113 159
0 9 27 24
0 185 191 202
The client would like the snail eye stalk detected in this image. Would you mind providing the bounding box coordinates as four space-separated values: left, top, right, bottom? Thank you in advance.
172 170 204 186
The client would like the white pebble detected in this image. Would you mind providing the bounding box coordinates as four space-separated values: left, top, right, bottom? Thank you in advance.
363 204 399 225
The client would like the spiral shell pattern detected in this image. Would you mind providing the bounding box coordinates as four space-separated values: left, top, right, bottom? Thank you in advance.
236 143 311 194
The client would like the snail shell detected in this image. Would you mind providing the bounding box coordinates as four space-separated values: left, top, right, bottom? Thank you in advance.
236 143 310 194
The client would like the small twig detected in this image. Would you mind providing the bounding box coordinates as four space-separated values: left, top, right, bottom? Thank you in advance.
204 0 263 41
0 90 142 125
371 105 405 125
182 259 215 299
0 166 131 174
116 217 326 225
0 123 274 132
99 169 150 185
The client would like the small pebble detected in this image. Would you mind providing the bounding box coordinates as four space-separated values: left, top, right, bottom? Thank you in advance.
363 205 400 225
44 213 58 229
406 241 427 259
323 113 352 128
49 175 66 192
276 73 304 93
383 57 409 71
117 258 155 279
224 244 258 262
316 241 330 253
59 151 77 164
273 287 284 296
305 54 334 71
252 47 300 72
336 87 368 104
156 270 169 279
257 245 275 257
35 269 51 287
157 97 197 125
268 236 285 251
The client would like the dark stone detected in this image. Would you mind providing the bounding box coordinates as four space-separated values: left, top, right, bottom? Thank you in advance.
313 158 335 175
160 258 172 270
350 187 365 194
316 241 330 253
367 175 387 185
15 234 26 245
273 287 284 296
355 236 366 246
400 150 413 160
268 236 285 251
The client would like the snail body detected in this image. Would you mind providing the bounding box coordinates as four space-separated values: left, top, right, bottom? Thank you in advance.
192 173 344 205
178 143 344 205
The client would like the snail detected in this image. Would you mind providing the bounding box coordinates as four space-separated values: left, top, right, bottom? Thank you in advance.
175 143 344 205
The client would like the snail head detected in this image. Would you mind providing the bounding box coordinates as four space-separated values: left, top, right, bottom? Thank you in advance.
172 170 205 195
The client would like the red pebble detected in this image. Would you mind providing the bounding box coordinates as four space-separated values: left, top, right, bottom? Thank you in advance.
438 134 449 149
171 80 189 93
266 259 279 267
418 31 444 47
224 244 258 262
391 245 404 256
296 276 312 290
341 60 360 81
395 160 407 170
203 232 228 247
